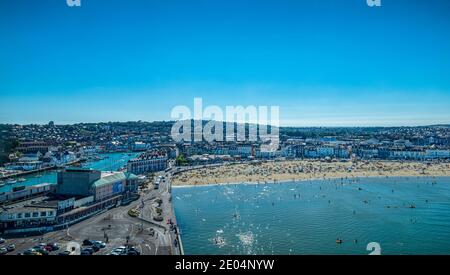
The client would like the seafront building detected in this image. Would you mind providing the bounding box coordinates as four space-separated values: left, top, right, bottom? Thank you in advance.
127 151 168 174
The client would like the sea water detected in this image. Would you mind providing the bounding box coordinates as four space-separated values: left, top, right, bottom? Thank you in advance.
173 177 450 255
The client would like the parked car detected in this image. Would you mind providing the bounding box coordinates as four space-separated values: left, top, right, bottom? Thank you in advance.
46 243 60 251
23 249 40 256
33 243 46 251
83 239 94 246
58 250 72 256
91 245 100 252
82 247 94 254
32 246 49 256
0 238 5 244
108 246 126 255
127 248 140 255
93 241 106 248
0 247 8 255
6 244 15 252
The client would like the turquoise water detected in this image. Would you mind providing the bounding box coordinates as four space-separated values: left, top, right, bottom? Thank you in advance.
173 177 450 255
0 152 139 193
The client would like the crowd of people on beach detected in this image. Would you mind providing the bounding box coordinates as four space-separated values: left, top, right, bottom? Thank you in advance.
172 160 450 186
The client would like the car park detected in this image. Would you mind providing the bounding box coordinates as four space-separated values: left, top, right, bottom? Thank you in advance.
6 244 15 252
0 247 8 255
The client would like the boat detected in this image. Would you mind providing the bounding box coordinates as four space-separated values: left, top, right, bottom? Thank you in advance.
336 238 343 244
0 183 5 188
17 178 26 182
6 179 17 184
12 186 26 192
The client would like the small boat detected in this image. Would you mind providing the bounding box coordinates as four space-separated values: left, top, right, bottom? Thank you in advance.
336 238 343 244
0 183 5 188
12 186 25 192
6 179 17 184
17 178 26 182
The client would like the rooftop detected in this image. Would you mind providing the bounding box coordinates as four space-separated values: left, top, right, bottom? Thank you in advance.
91 172 137 188
1 196 57 213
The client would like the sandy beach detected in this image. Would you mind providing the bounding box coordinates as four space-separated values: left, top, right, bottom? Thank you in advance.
172 160 450 187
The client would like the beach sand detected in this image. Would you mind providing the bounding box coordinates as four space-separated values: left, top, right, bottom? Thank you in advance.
172 160 450 187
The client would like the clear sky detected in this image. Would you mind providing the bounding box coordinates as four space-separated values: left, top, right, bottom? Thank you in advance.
1 0 450 126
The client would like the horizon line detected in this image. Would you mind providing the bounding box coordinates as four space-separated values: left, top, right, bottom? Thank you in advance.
1 120 450 129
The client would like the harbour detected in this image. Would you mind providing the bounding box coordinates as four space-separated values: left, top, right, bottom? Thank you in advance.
0 152 139 194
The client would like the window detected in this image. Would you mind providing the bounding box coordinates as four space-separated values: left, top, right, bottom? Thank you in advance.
41 211 47 217
25 213 31 218
17 213 22 219
32 212 39 218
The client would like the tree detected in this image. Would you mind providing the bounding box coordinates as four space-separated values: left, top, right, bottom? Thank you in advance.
175 154 188 166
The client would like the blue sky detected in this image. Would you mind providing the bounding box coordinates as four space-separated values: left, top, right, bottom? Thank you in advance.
1 0 450 126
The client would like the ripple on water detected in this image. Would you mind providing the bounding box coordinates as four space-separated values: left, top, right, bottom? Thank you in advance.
174 177 450 255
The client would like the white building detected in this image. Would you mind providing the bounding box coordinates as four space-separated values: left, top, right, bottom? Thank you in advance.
390 150 425 160
317 147 335 158
127 153 168 174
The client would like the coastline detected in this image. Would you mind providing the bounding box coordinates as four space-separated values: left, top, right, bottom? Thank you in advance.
172 160 450 188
